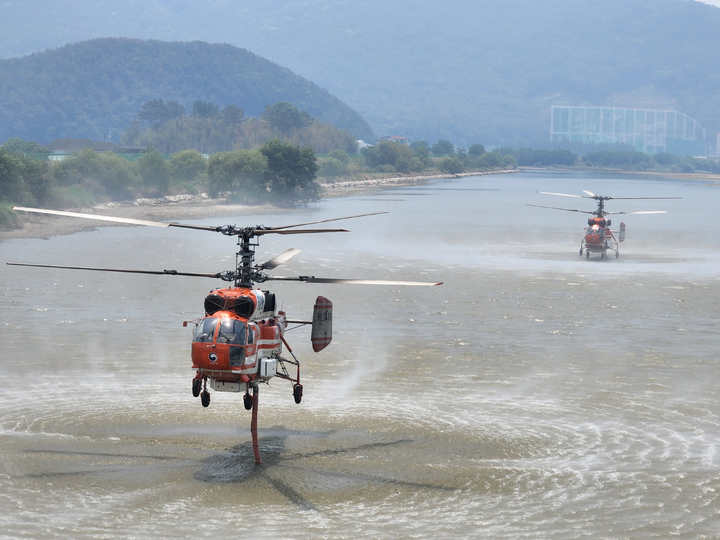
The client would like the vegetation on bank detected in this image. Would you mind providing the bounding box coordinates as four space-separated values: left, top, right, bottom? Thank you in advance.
5 126 717 231
495 147 720 174
0 130 515 228
0 138 323 225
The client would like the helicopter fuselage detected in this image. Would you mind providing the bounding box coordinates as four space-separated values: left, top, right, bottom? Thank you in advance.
190 287 299 394
580 217 624 259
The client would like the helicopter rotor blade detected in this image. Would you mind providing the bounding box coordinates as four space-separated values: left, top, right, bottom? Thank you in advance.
265 211 389 231
602 197 682 200
582 190 597 197
258 248 301 270
12 206 221 232
605 211 667 215
6 262 225 279
12 207 360 235
255 228 349 235
536 191 592 199
526 204 594 214
266 276 443 286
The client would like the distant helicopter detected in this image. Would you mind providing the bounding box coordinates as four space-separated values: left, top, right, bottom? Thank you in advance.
7 206 442 464
528 190 680 259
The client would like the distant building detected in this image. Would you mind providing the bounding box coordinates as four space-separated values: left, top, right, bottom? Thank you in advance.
550 105 706 155
115 145 148 154
379 135 410 145
48 138 117 154
356 140 373 151
709 132 720 161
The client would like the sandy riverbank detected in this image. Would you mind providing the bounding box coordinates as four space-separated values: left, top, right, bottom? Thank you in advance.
0 169 517 241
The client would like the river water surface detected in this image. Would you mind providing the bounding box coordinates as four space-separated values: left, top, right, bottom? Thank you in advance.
1 169 719 539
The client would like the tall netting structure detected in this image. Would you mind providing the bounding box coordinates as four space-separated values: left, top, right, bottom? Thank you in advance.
551 106 706 155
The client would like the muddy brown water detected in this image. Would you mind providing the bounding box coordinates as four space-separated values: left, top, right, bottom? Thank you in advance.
1 170 718 539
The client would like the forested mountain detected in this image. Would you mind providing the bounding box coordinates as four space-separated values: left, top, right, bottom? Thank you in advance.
2 1 720 145
0 38 374 143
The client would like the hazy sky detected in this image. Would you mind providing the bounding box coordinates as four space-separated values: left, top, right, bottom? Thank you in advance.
698 0 720 6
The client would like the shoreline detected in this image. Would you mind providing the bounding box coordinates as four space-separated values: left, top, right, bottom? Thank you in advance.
0 169 517 241
522 165 720 182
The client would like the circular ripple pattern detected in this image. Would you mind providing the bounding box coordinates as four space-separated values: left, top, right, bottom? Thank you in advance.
1 170 718 539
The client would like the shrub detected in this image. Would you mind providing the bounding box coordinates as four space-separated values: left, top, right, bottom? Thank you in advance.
319 157 345 177
169 149 208 182
0 202 23 229
439 157 464 174
409 157 426 172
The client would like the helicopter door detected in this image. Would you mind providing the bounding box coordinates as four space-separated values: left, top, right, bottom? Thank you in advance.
245 323 260 365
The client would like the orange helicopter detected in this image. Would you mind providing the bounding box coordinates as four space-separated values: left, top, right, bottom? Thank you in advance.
528 190 680 259
7 206 442 464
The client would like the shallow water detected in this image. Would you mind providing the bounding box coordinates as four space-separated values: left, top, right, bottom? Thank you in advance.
1 170 719 539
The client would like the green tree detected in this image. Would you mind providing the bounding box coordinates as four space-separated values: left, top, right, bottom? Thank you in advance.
0 148 50 207
169 149 208 182
53 149 138 200
327 149 350 167
207 149 268 201
411 140 430 159
410 139 429 153
503 154 517 168
319 156 345 177
262 102 313 136
259 139 320 205
653 152 676 166
431 139 455 155
468 143 486 156
137 149 170 192
0 148 23 201
484 152 503 167
121 119 143 145
362 140 413 168
439 156 464 174
3 138 49 154
165 101 186 120
138 100 185 126
21 158 51 204
222 104 245 126
192 100 220 118
409 157 426 172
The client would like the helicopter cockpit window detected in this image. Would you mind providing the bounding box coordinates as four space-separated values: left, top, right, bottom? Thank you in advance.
217 318 247 345
193 317 218 343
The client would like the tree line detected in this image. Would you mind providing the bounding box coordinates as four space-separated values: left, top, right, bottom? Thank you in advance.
0 138 324 227
122 100 358 155
352 139 514 176
495 147 720 174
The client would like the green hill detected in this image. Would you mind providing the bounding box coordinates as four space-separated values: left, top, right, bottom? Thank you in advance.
0 38 375 143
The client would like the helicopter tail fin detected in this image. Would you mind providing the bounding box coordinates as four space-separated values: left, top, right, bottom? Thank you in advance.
311 296 333 352
619 222 626 243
